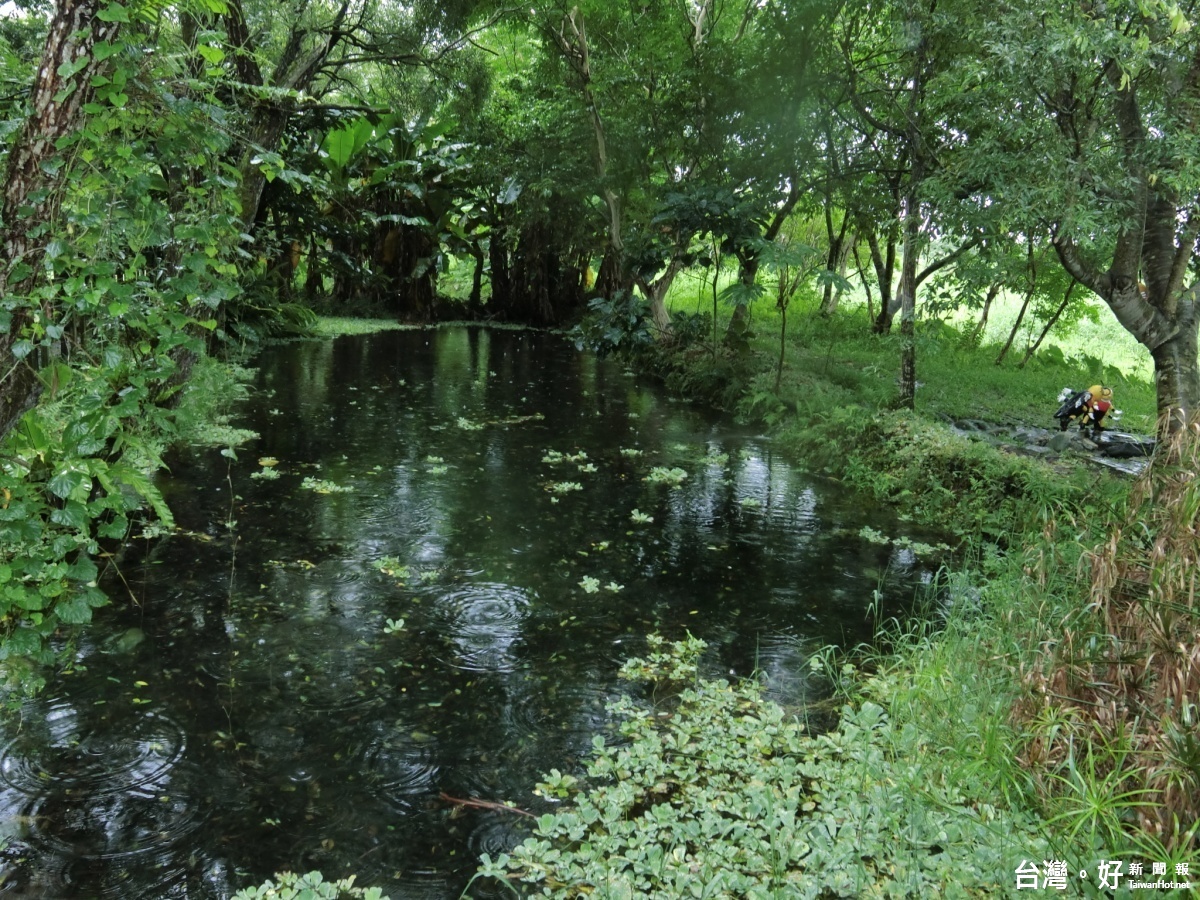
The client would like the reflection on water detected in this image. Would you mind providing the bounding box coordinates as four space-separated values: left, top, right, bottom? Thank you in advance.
0 327 948 898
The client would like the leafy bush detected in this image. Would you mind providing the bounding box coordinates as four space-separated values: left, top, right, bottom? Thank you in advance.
570 291 654 354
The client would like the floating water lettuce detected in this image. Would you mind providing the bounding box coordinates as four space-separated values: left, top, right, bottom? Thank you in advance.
645 466 687 486
543 449 589 465
300 477 353 494
374 557 411 580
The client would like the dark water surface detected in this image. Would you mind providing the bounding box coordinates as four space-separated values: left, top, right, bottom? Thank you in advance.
0 328 947 898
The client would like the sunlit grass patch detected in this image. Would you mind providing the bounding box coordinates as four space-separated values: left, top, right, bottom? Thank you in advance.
312 317 420 336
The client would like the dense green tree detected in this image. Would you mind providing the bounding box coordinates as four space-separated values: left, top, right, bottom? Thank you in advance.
977 0 1200 430
0 0 123 440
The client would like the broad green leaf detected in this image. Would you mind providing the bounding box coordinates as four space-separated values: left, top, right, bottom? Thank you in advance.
56 56 90 79
93 40 121 61
14 586 47 611
54 594 94 625
38 362 73 395
66 556 98 583
323 125 358 169
4 627 42 655
50 500 89 530
17 417 50 455
197 44 225 65
96 3 130 22
48 466 90 500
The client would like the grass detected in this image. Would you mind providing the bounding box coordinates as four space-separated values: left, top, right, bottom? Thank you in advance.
311 317 421 336
660 268 1159 433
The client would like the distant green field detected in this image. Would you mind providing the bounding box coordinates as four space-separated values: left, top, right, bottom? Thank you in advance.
659 267 1158 432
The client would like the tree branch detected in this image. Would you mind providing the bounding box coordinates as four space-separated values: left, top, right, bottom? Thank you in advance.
915 234 983 287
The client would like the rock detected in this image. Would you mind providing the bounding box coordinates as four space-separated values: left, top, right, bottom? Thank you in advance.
1099 432 1155 459
1047 431 1075 453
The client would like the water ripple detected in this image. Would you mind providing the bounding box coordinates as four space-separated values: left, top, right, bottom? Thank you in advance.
359 729 440 812
425 583 531 673
0 707 185 798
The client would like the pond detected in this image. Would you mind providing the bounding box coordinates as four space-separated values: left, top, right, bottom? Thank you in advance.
0 327 949 898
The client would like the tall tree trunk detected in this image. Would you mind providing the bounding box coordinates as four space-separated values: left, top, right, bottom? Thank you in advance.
488 232 513 316
724 253 759 346
997 244 1036 365
820 213 851 316
467 244 485 313
867 229 897 333
967 282 1001 345
553 10 641 331
305 234 323 300
224 0 351 230
853 243 874 322
896 24 927 410
1053 167 1200 433
1150 307 1200 432
637 257 686 338
896 190 921 408
0 0 121 441
1020 280 1076 367
725 181 802 342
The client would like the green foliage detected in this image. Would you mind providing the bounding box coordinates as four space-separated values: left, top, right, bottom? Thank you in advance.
570 292 655 355
480 635 1048 898
0 0 254 690
233 870 387 900
1015 428 1200 856
0 362 185 696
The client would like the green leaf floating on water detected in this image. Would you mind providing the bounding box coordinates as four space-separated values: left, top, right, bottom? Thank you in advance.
300 477 354 494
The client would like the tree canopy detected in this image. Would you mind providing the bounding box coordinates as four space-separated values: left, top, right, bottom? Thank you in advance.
3 0 1200 683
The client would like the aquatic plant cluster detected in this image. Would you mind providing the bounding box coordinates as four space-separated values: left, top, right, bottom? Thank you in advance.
478 637 1047 897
